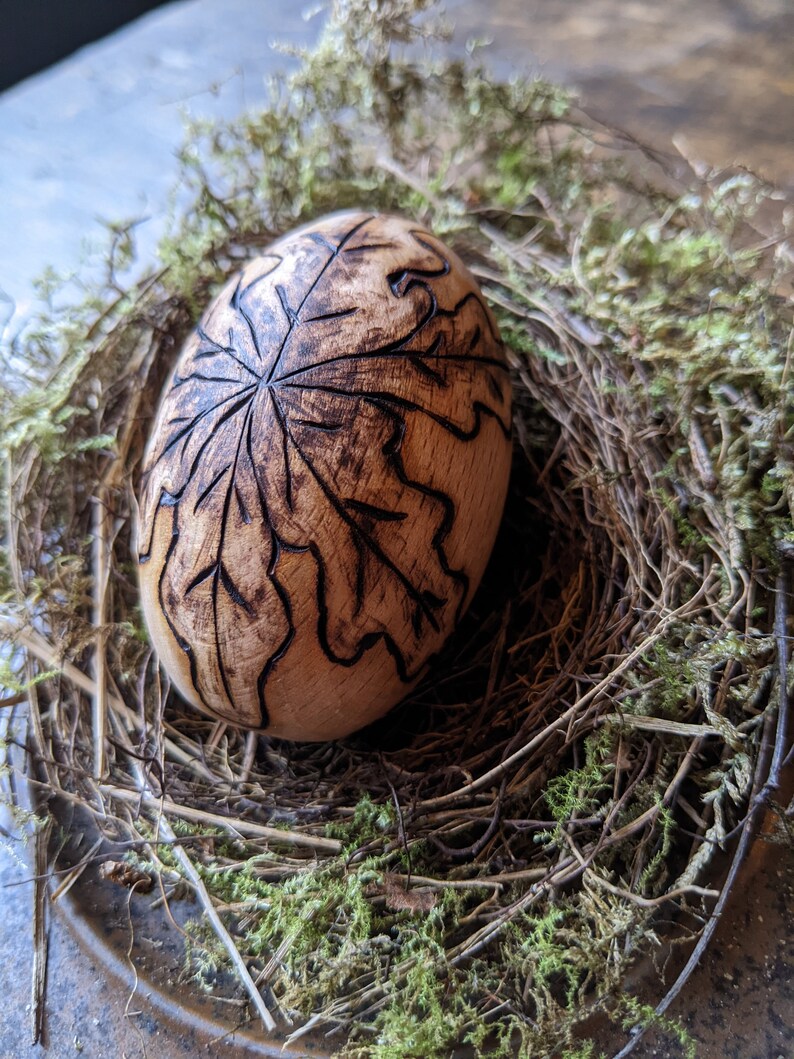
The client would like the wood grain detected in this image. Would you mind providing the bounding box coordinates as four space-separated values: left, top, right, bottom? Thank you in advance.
137 211 512 741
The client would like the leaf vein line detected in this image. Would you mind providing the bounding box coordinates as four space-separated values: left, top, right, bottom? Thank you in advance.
273 391 441 631
264 215 374 384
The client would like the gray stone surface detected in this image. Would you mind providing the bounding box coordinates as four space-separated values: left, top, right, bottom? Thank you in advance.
0 0 317 329
447 0 794 195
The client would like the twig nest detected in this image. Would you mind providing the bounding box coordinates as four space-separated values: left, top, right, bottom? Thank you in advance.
137 211 512 740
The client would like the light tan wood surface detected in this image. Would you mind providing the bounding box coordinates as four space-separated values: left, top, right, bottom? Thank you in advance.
138 211 512 740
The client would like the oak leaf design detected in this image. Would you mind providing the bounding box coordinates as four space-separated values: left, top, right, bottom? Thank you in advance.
138 212 511 734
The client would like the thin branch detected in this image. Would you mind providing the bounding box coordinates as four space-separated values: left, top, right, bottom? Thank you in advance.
167 824 277 1034
100 784 342 854
92 491 109 780
111 696 279 1037
585 870 719 909
31 818 52 1045
600 714 726 739
0 692 27 708
755 565 791 795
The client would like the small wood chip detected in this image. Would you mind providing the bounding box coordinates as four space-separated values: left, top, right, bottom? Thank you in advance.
378 873 437 914
99 859 154 893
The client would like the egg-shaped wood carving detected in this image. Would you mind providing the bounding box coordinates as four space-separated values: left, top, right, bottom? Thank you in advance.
137 211 512 741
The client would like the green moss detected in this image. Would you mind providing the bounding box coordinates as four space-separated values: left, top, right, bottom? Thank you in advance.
325 794 397 851
617 995 697 1059
0 659 59 695
637 801 676 895
544 733 615 825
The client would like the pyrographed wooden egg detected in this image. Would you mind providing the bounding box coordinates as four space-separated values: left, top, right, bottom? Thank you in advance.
137 211 512 741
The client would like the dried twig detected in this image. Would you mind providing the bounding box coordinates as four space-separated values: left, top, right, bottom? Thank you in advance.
31 818 52 1046
92 491 110 780
757 565 791 795
165 819 278 1034
100 785 342 853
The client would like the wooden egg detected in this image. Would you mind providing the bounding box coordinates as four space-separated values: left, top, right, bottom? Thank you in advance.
137 211 512 741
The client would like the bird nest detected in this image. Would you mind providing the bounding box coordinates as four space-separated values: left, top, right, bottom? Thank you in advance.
2 2 792 1056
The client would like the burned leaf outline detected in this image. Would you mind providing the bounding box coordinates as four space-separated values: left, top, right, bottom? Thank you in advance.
138 214 511 727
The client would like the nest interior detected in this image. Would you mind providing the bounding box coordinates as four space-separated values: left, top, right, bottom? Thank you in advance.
1 2 792 1057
